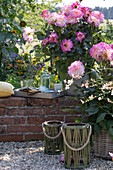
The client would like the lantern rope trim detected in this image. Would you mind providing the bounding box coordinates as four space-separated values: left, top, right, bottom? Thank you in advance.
61 124 92 151
42 123 62 139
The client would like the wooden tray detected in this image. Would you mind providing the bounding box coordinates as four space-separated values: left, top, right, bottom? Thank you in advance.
14 88 65 99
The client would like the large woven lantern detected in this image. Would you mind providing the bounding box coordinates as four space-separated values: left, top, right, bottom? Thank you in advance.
61 123 92 169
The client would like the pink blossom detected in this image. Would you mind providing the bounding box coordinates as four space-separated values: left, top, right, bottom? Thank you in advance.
68 61 85 79
61 5 72 15
41 10 49 19
98 97 103 101
109 44 113 49
60 154 64 162
81 7 90 17
60 154 74 162
43 38 49 46
109 44 113 63
55 14 67 27
109 152 113 160
84 80 89 88
107 50 113 61
111 61 113 66
49 32 58 43
87 14 100 27
61 39 73 52
70 8 83 19
93 11 104 23
76 32 85 43
64 79 74 90
90 42 113 62
47 12 58 25
67 14 78 24
23 27 35 42
103 82 113 90
71 2 81 9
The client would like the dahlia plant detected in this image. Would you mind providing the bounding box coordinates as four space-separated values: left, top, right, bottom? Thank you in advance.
71 42 113 139
36 0 105 81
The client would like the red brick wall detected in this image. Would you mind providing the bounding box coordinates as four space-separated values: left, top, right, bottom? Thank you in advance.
0 96 82 142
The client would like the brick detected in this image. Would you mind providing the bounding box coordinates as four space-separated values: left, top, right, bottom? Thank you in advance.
0 126 6 134
27 98 52 106
25 133 44 141
64 96 80 106
7 125 42 133
50 97 65 106
27 117 44 124
44 116 64 122
0 117 25 125
7 107 45 116
46 106 79 115
0 108 7 116
0 134 23 142
0 97 26 107
27 97 65 107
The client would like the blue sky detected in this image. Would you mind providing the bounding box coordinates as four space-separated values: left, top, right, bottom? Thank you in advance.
58 0 113 8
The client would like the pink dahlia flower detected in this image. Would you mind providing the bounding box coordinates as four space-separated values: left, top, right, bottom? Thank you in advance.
49 32 58 43
70 8 83 19
61 39 73 52
71 2 81 9
61 5 72 15
55 14 67 27
87 14 100 27
67 14 78 24
76 32 85 43
41 10 49 19
109 44 113 49
23 27 35 42
43 38 49 46
93 11 104 23
90 42 113 62
47 12 58 25
68 61 85 79
81 7 90 17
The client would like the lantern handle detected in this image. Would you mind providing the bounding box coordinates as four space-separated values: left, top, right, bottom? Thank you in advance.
61 124 92 151
42 123 62 140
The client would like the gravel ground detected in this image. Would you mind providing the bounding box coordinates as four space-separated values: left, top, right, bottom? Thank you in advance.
0 141 113 170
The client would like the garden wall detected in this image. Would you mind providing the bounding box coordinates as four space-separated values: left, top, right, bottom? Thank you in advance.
0 96 82 142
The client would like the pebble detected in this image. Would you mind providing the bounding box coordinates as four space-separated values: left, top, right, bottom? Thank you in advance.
0 141 112 170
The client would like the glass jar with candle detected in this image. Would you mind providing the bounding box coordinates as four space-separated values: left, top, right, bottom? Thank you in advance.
39 70 50 92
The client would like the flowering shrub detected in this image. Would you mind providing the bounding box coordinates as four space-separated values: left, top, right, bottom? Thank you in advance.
37 1 104 80
21 0 113 139
71 42 113 139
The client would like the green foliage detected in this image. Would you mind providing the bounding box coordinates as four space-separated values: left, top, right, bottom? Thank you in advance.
78 62 113 138
104 20 113 43
0 0 62 81
22 0 62 29
0 0 26 80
